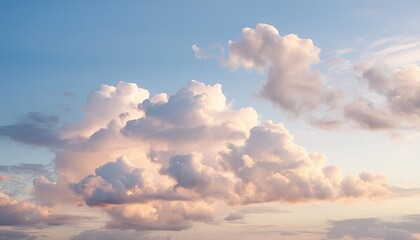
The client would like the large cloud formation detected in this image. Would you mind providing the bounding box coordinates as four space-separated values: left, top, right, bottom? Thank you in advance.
0 79 397 233
226 23 343 115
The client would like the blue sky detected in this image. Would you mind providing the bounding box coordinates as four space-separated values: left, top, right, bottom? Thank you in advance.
1 1 420 240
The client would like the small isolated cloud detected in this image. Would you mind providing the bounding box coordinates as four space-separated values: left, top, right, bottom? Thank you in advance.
192 44 224 60
226 23 343 115
334 48 355 55
224 212 245 221
326 215 420 240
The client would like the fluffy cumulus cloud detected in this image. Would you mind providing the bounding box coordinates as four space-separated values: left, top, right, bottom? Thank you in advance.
0 79 399 233
122 80 258 152
72 157 145 206
326 215 420 240
62 81 150 138
221 121 390 203
226 23 342 115
347 63 420 129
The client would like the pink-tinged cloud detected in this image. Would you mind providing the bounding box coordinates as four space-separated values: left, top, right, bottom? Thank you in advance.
0 80 400 231
0 190 49 226
226 23 343 115
62 81 150 138
347 63 420 129
105 201 214 231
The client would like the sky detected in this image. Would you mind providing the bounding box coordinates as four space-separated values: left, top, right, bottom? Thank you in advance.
1 1 420 239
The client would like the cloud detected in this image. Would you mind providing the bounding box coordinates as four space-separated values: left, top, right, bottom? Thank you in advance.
0 229 37 240
226 23 343 115
365 36 420 68
62 81 150 138
71 157 145 206
343 98 397 130
122 80 258 151
0 189 96 227
0 112 62 147
0 163 52 179
224 212 245 221
192 44 224 60
334 48 355 55
70 229 172 240
0 190 49 226
0 163 54 200
326 215 420 240
105 201 214 231
0 80 399 232
0 175 10 181
163 153 236 200
71 157 214 231
221 121 390 203
347 63 420 129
